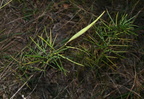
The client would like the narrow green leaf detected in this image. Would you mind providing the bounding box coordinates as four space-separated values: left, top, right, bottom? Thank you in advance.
65 11 105 45
0 0 13 9
58 54 84 66
30 37 46 53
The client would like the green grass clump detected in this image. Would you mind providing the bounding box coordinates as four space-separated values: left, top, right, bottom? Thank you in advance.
74 11 137 69
11 11 104 79
15 29 68 76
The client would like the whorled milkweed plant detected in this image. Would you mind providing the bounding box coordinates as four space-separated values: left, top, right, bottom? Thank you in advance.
13 11 105 77
74 11 138 70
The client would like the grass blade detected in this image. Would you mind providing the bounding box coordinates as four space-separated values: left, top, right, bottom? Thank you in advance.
0 0 13 9
65 11 105 45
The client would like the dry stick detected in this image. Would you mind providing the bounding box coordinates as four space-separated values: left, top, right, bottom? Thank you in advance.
53 79 77 99
10 75 33 99
129 0 140 16
26 72 44 98
0 59 15 80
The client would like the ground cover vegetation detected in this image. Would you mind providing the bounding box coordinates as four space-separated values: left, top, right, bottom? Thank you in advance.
0 0 144 99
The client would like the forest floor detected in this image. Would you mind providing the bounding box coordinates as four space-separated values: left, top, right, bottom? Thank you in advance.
0 0 144 99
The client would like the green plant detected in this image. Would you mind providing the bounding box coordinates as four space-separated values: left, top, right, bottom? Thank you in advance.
75 11 137 69
15 29 68 76
12 11 105 77
0 0 13 9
